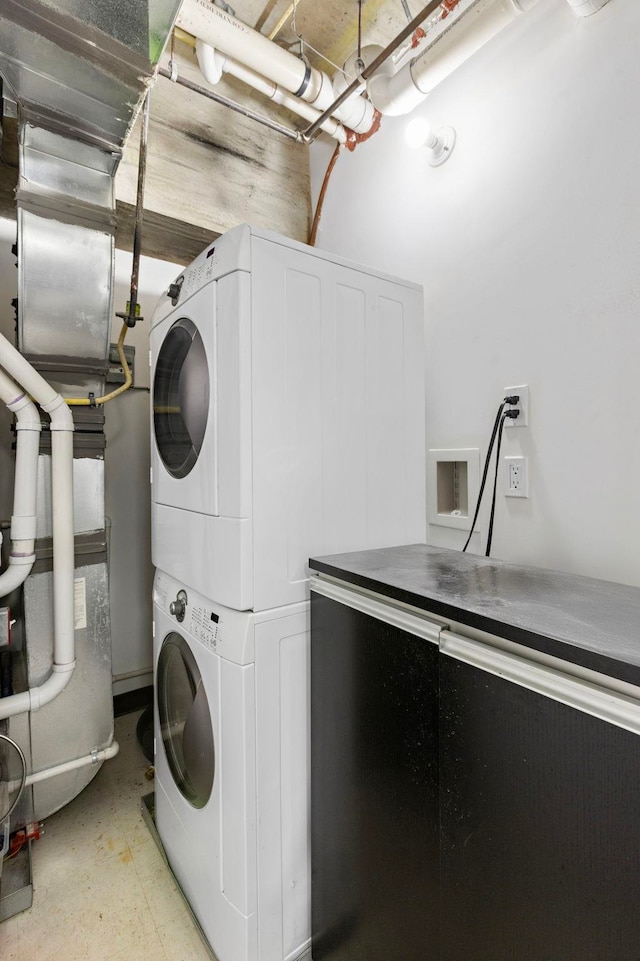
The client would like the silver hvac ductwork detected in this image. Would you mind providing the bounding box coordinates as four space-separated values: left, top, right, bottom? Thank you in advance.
0 0 180 879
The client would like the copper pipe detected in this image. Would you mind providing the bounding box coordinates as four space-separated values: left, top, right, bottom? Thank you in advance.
126 90 151 327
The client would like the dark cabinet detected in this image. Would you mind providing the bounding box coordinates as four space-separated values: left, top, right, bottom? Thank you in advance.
311 585 640 961
440 653 640 961
311 592 440 961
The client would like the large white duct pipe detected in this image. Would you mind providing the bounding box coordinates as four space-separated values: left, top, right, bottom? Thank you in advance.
0 370 40 598
565 0 612 14
368 0 541 116
0 331 75 721
196 39 348 144
177 0 375 133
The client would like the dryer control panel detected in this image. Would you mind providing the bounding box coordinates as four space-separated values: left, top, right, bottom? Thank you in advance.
150 224 253 326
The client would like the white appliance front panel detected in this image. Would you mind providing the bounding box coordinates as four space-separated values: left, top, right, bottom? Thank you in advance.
150 226 253 333
152 504 253 611
153 602 258 961
151 226 425 617
152 571 312 961
151 270 253 598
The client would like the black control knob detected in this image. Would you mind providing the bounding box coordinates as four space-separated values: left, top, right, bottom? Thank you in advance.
167 276 184 305
169 589 187 622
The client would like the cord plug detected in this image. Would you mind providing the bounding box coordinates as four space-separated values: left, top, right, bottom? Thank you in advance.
505 408 520 420
504 394 519 405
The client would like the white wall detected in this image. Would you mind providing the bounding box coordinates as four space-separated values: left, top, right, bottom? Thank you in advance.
310 0 640 587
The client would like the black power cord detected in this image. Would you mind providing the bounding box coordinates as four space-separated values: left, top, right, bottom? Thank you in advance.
485 409 520 556
462 395 520 553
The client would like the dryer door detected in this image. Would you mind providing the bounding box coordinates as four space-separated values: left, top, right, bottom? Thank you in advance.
157 631 215 809
150 281 218 517
154 318 209 480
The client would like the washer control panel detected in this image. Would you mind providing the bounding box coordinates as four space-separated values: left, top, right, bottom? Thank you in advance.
189 603 220 651
153 570 256 665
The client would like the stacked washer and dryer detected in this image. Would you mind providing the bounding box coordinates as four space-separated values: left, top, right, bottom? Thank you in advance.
149 224 426 961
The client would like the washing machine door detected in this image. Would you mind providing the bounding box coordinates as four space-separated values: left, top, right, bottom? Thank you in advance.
157 631 215 809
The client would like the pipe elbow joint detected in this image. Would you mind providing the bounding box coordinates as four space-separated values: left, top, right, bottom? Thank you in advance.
29 662 76 712
43 393 75 431
195 38 225 85
0 556 35 600
11 395 42 431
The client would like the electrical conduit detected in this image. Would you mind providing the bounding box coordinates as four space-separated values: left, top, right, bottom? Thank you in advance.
0 331 75 720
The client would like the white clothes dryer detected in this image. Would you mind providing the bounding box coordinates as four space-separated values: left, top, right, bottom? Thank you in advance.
152 569 310 961
150 224 425 614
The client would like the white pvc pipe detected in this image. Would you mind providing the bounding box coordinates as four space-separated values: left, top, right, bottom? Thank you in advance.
178 0 375 133
0 369 40 598
0 330 75 721
196 40 348 144
367 0 541 115
564 0 612 14
8 740 120 793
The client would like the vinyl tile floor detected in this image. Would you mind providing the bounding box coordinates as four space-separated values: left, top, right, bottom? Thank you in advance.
0 710 214 961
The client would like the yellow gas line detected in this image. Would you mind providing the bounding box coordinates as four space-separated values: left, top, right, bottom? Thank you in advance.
65 322 133 407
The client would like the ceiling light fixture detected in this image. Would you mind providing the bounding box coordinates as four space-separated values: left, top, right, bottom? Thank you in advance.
405 116 456 167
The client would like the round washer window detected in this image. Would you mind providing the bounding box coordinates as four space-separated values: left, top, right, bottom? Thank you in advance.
157 632 214 809
153 318 209 479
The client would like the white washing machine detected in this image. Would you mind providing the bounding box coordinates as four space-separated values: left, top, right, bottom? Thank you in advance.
153 569 310 961
150 223 426 613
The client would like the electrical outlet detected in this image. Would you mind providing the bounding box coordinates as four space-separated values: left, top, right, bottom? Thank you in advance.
505 456 528 498
503 384 529 427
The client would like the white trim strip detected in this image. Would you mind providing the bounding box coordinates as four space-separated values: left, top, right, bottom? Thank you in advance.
310 574 442 645
441 630 640 736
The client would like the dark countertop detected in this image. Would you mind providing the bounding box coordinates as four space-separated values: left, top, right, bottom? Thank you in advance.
309 544 640 687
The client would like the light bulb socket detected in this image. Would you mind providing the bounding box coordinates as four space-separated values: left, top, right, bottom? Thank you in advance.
428 126 456 167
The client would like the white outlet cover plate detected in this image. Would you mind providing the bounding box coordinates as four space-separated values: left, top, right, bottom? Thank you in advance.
427 448 480 531
504 384 528 427
505 455 528 498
